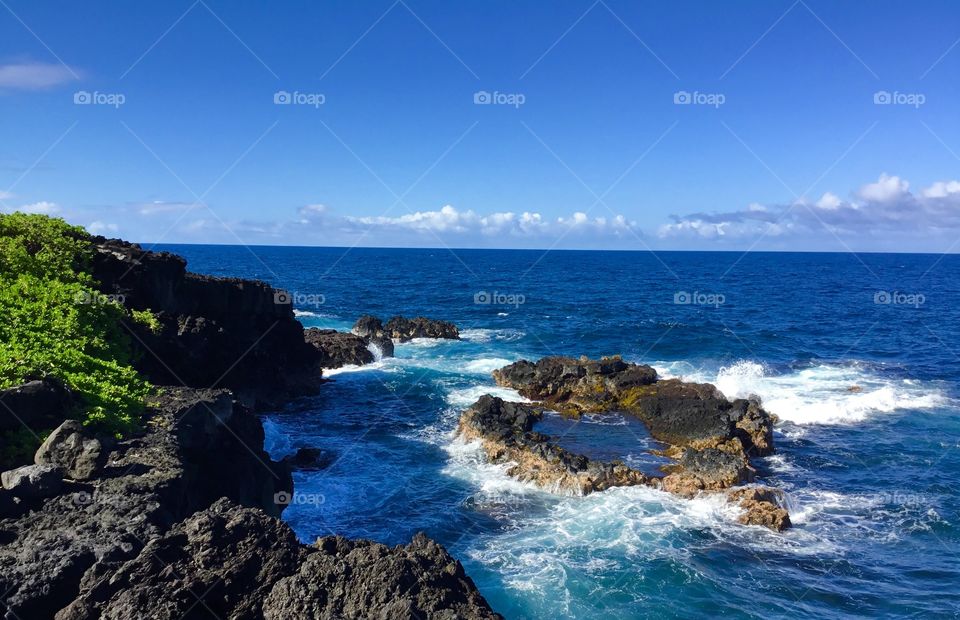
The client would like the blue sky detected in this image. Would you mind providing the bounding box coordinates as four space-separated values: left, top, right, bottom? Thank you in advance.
1 0 959 251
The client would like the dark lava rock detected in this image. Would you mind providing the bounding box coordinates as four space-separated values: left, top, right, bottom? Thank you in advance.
263 532 501 620
493 356 774 456
280 447 335 471
384 316 460 342
304 328 375 368
351 315 395 358
57 498 309 620
1 464 62 499
59 499 501 620
90 237 323 406
0 388 291 619
458 395 650 495
35 421 110 481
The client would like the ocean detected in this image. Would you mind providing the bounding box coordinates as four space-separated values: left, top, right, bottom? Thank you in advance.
158 245 960 619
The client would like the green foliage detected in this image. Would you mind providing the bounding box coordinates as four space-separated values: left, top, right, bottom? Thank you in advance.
130 308 162 334
0 213 151 436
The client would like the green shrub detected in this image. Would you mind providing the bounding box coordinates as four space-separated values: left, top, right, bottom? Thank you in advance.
130 308 162 334
0 213 151 436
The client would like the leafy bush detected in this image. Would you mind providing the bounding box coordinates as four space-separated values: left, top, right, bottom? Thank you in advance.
130 308 162 334
0 213 151 436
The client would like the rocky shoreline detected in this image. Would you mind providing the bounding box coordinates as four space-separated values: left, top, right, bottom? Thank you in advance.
459 356 791 531
0 237 499 619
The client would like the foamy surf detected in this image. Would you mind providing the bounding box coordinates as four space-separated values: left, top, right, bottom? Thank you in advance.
653 359 947 425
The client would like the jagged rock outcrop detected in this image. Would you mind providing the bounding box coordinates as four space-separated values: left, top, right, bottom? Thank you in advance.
90 237 322 406
384 316 460 342
352 315 395 357
0 389 292 618
304 328 375 368
728 487 792 532
57 499 500 620
462 356 789 531
458 396 650 495
280 447 334 471
263 531 500 620
493 356 773 457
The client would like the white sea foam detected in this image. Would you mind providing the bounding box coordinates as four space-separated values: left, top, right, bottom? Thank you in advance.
460 328 525 343
445 385 529 407
463 357 513 374
653 359 947 425
322 360 391 376
261 417 295 459
713 360 946 425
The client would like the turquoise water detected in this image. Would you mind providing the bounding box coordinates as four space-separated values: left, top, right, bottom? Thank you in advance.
160 245 960 619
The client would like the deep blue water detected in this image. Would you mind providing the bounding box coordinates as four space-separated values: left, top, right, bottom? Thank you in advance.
159 245 960 619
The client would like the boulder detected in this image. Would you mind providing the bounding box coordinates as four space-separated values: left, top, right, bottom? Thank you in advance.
304 328 375 368
384 316 460 342
35 421 109 481
1 464 62 499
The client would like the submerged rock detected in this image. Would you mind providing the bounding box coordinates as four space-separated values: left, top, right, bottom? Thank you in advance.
304 328 375 368
280 447 335 471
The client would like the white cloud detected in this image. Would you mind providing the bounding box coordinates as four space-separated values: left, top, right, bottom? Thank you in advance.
857 173 909 203
87 221 119 235
0 62 78 90
16 201 59 214
659 174 960 243
344 204 638 239
923 180 960 199
135 201 194 216
0 191 13 201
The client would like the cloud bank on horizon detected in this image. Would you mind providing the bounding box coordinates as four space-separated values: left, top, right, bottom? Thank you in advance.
7 173 960 253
